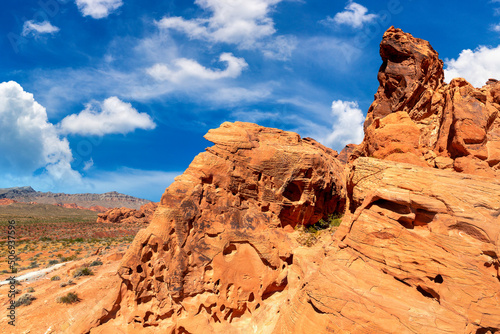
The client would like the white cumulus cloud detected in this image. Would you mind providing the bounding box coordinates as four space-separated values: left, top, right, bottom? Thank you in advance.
324 100 364 148
0 81 81 185
444 45 500 87
75 0 123 19
326 1 377 28
147 52 248 82
59 97 156 136
22 20 60 36
157 0 282 49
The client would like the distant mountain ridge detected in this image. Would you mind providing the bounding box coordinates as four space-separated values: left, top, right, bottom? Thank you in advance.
0 186 151 210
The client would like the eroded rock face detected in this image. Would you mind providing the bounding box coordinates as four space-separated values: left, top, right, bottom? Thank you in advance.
86 122 345 332
97 202 158 224
275 158 500 333
355 27 500 177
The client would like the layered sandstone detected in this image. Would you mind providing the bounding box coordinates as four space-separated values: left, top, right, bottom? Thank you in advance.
74 28 500 334
274 158 500 333
77 122 345 333
54 203 110 213
97 202 158 225
353 27 500 177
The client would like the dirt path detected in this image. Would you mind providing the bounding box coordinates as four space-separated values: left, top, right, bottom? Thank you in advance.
0 262 71 285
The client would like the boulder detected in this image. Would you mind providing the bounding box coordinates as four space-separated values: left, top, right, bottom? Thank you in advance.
81 122 345 333
354 27 500 178
274 158 500 333
97 202 158 225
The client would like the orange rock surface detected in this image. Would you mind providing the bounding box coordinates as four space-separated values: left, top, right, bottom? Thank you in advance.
59 27 500 333
274 158 500 333
96 202 158 225
77 122 345 333
54 202 111 212
354 27 500 177
0 198 16 205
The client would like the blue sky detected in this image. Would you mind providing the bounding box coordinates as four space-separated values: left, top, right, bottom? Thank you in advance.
1 0 500 201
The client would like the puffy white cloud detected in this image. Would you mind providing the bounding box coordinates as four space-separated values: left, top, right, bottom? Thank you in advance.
58 97 156 136
157 0 282 48
0 81 81 185
262 35 298 60
147 52 248 82
326 1 377 28
444 45 500 87
492 24 500 32
324 100 364 148
75 0 123 19
22 20 60 36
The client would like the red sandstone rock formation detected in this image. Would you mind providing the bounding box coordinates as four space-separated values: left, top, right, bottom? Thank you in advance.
353 27 500 177
274 158 500 333
72 28 500 334
53 202 110 212
97 202 158 225
0 198 17 205
76 122 345 333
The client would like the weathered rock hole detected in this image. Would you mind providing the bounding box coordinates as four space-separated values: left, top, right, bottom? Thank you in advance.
257 172 262 181
255 303 260 310
476 328 499 334
162 242 169 252
202 175 213 184
141 251 153 262
151 242 158 253
220 305 225 312
136 265 143 273
262 278 288 300
283 181 302 202
169 228 175 235
305 168 313 179
248 292 255 302
417 285 440 302
433 274 443 284
308 299 326 314
393 276 411 287
223 244 237 257
212 313 221 323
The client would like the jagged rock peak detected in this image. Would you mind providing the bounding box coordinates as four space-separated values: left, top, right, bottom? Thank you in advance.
366 26 444 129
355 27 500 178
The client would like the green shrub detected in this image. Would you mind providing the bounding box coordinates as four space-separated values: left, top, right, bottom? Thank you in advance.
57 292 80 304
27 287 35 293
51 275 61 281
89 259 103 267
14 293 36 307
73 267 93 278
48 259 59 266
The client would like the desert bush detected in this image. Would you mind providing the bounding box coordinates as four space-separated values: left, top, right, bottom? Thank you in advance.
57 292 80 304
48 259 59 266
27 287 35 293
73 267 93 278
89 259 103 267
51 275 61 281
14 293 36 307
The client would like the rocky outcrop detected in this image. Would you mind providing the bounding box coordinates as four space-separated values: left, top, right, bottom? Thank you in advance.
76 28 500 334
353 27 500 177
0 186 150 210
97 202 158 225
274 157 500 333
54 203 110 213
79 122 345 333
0 198 17 205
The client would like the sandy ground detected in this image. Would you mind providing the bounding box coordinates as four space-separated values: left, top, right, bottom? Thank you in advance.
0 248 124 334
